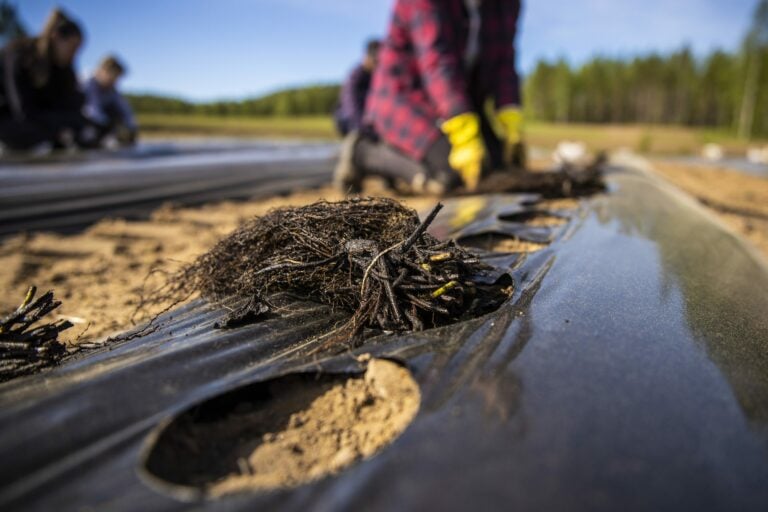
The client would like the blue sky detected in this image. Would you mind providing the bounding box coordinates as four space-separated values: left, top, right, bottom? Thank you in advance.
17 0 759 102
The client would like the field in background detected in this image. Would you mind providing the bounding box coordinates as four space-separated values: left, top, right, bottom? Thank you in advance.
137 114 764 155
137 114 336 140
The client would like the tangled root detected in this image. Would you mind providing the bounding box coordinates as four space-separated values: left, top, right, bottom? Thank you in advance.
139 198 510 345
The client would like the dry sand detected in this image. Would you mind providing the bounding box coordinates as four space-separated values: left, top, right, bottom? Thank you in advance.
211 358 419 496
651 161 768 259
143 358 420 497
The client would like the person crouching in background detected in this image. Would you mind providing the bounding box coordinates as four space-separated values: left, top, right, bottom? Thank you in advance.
0 8 97 153
335 0 525 195
83 55 138 147
334 39 381 137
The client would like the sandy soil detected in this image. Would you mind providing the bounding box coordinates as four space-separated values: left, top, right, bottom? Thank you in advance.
142 358 419 497
190 358 420 496
459 234 550 253
651 161 768 259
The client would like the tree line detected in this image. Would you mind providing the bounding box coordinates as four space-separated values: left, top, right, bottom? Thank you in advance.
126 85 340 117
524 47 766 138
525 0 767 138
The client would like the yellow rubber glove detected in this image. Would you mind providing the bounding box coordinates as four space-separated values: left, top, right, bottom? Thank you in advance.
496 106 525 167
440 112 485 190
496 106 524 145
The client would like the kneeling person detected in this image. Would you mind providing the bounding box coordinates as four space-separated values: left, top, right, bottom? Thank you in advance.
84 55 138 146
0 9 92 152
335 0 524 195
334 39 380 137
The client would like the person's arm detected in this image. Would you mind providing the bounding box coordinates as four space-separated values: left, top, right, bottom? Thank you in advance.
114 91 137 131
59 67 85 114
2 44 28 121
340 66 365 132
82 78 109 127
404 0 472 120
493 0 522 110
351 69 369 131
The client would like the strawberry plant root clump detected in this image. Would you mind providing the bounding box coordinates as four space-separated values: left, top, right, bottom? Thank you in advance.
144 197 509 342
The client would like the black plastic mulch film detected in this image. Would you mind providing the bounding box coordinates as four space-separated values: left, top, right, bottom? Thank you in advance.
1 168 768 511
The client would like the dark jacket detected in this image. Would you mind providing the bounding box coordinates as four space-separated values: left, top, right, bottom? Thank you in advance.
365 0 521 160
335 64 372 135
83 76 136 131
0 37 85 127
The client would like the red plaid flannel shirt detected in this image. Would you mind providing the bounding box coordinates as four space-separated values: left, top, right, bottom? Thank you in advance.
365 0 521 160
